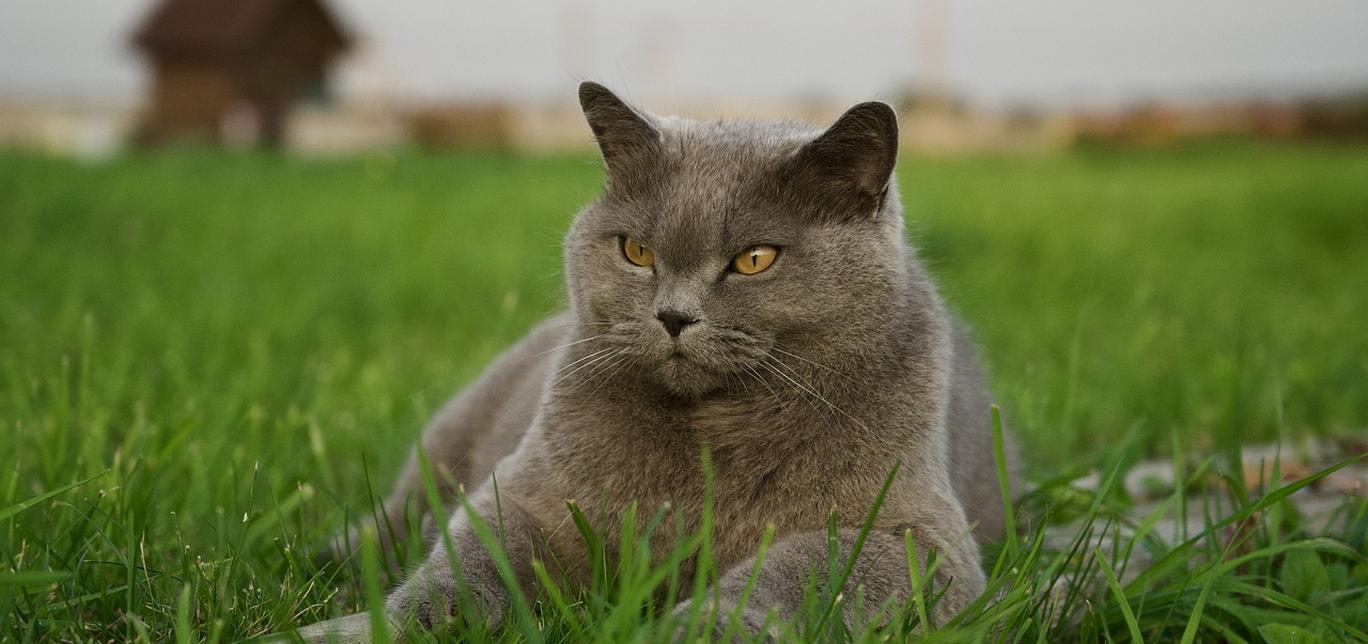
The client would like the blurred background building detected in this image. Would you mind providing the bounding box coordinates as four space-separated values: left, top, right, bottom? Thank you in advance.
1 0 1367 156
131 0 350 147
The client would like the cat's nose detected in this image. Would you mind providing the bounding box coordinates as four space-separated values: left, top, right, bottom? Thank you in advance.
655 309 699 338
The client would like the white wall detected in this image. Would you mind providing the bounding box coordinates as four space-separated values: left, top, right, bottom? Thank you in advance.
2 0 1367 109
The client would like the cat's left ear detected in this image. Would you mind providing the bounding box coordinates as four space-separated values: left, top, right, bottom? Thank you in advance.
787 102 899 216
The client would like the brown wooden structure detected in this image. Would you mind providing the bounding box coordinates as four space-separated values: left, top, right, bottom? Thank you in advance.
132 0 349 147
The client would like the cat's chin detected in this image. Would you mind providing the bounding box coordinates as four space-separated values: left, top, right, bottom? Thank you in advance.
653 356 728 400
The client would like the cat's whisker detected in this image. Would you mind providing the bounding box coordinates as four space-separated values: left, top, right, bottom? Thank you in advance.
412 326 619 398
513 333 610 364
761 354 870 432
543 319 619 326
757 360 844 437
545 348 620 393
584 353 638 400
488 347 615 427
750 360 842 435
724 367 747 396
756 359 826 418
741 364 783 411
566 349 628 395
770 346 857 384
762 355 832 403
404 374 470 401
550 346 615 375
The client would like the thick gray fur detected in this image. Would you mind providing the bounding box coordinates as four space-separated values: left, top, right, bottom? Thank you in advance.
309 82 1019 640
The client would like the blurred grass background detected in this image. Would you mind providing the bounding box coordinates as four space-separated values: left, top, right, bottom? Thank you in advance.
2 142 1367 638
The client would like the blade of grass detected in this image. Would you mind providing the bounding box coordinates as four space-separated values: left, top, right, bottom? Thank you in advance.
1096 548 1143 643
414 448 481 631
1127 454 1366 592
361 534 393 644
566 500 607 597
1178 573 1216 644
175 584 193 644
812 461 900 636
992 405 1018 560
683 448 717 644
0 470 107 523
0 570 72 587
904 529 931 632
719 523 776 644
531 558 587 640
453 490 542 644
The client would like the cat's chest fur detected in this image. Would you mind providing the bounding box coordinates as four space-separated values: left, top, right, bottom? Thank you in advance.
506 381 888 569
534 387 810 497
687 392 787 450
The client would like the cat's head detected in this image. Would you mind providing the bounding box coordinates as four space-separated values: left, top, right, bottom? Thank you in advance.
564 82 909 398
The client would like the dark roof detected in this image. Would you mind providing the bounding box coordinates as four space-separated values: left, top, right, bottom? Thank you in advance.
133 0 349 57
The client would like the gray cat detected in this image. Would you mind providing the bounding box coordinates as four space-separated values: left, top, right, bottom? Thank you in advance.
303 82 1017 641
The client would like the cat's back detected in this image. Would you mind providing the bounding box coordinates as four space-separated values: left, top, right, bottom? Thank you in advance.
422 313 572 487
946 321 1019 541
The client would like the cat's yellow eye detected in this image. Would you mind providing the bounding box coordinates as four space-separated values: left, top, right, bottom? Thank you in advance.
622 237 655 267
732 245 778 275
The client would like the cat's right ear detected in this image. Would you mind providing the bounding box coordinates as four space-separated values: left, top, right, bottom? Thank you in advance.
579 82 662 180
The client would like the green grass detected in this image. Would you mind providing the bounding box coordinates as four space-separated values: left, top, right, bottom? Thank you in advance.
2 141 1367 641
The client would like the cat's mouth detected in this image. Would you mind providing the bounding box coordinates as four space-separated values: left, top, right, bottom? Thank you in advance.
598 320 772 397
654 339 710 371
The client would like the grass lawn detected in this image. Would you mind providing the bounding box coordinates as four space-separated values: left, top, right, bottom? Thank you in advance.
2 141 1367 641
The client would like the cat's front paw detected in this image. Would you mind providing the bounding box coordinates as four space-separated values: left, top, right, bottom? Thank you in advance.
385 571 506 633
670 600 773 642
385 576 455 631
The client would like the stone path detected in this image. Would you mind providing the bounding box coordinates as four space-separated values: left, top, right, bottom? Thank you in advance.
1039 437 1367 582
